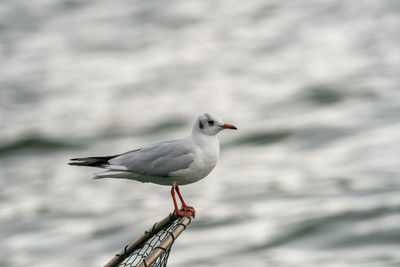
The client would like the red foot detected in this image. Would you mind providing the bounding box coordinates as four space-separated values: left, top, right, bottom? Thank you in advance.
175 209 194 218
182 205 195 218
171 186 195 218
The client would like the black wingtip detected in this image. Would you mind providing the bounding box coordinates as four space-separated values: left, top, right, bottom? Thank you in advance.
68 161 86 166
70 157 86 161
67 155 118 167
68 158 84 166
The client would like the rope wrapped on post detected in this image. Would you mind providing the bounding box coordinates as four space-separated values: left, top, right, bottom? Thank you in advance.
104 213 192 267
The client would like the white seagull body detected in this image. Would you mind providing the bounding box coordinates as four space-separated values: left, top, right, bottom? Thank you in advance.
69 113 237 217
97 130 219 186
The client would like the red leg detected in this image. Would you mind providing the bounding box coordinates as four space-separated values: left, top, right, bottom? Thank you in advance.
171 186 193 218
175 185 195 217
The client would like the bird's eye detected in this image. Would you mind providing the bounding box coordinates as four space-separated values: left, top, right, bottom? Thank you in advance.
208 120 214 125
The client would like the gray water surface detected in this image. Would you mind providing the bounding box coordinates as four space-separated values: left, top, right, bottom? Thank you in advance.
1 0 400 266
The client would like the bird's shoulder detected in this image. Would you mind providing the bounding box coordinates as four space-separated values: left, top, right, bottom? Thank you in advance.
140 137 194 154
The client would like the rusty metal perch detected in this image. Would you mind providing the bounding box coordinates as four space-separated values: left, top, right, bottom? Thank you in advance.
104 213 192 267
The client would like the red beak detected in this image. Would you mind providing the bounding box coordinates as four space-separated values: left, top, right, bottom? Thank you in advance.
220 123 238 130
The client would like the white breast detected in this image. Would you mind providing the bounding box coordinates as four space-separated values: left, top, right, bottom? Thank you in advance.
169 135 220 185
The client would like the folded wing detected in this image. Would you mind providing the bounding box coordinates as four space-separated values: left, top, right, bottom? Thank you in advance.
109 138 194 177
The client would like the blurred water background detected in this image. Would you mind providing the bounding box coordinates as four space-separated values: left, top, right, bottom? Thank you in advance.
1 0 400 266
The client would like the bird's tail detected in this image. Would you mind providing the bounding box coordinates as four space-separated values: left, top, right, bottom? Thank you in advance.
93 169 131 179
93 169 150 183
68 155 118 167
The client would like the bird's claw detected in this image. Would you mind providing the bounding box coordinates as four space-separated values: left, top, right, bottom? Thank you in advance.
175 209 194 218
182 206 195 218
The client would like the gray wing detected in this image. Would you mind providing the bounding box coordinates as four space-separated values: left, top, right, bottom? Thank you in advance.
109 138 194 177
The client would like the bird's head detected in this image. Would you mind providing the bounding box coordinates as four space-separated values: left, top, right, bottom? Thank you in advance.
193 113 237 136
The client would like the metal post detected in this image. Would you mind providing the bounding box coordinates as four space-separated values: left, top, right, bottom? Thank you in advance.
104 214 191 267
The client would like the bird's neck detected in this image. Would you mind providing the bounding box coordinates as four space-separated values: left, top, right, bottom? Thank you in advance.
191 131 219 149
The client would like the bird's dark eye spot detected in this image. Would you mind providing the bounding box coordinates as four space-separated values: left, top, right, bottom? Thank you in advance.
208 120 214 125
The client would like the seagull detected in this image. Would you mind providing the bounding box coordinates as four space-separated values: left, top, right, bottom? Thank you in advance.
69 113 237 218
